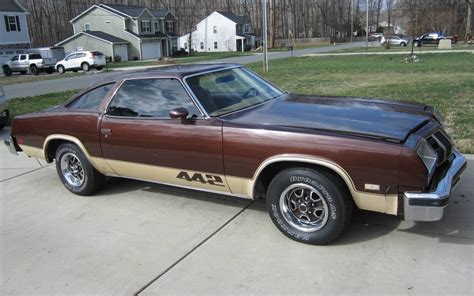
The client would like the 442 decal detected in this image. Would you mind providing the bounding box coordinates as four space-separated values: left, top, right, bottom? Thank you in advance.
176 171 225 187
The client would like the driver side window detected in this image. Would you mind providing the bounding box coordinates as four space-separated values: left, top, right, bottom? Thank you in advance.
107 78 200 118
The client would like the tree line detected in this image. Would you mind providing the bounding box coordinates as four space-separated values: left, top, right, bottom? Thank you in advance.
19 0 472 48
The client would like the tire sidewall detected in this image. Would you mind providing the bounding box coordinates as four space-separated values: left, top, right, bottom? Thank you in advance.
55 144 92 195
267 169 348 244
82 62 90 71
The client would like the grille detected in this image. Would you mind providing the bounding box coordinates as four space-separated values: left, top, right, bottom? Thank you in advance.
426 130 453 165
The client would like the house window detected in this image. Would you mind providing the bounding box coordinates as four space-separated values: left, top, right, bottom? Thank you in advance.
244 24 250 33
141 20 151 33
200 42 204 50
4 15 20 32
84 23 91 31
166 20 174 32
214 42 218 49
213 26 217 33
154 22 159 31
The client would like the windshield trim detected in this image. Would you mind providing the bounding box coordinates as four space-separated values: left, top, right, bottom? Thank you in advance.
182 66 285 118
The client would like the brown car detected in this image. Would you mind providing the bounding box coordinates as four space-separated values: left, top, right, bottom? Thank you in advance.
4 64 467 244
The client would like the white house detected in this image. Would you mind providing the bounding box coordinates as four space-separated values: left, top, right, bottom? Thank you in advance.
178 11 257 52
0 0 31 63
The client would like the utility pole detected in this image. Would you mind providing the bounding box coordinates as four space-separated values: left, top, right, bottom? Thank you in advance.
263 0 269 72
351 0 354 43
366 0 369 51
269 0 275 48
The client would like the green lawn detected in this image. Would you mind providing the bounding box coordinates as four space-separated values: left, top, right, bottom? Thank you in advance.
247 53 473 153
3 53 473 153
329 43 474 53
0 71 85 86
107 52 253 68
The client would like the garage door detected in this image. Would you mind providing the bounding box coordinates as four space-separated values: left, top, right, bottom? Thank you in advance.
114 44 128 62
141 42 161 60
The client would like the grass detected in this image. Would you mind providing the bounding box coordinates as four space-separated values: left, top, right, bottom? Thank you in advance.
328 43 474 53
1 90 77 119
0 71 85 86
3 52 473 153
107 52 253 68
247 53 474 153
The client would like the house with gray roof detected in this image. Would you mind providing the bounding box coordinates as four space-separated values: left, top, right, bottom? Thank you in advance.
56 3 178 61
178 11 258 53
0 0 31 63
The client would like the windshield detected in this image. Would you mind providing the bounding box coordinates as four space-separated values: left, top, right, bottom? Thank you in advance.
185 67 284 117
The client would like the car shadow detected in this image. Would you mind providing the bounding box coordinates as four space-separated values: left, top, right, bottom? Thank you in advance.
94 177 473 246
94 177 251 209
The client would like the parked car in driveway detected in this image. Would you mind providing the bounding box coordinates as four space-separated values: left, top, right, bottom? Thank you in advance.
380 35 408 46
4 64 467 245
413 32 458 47
55 51 106 74
369 33 383 40
2 53 56 76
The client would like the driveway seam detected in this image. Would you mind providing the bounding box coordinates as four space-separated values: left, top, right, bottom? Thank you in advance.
134 200 255 295
0 166 45 182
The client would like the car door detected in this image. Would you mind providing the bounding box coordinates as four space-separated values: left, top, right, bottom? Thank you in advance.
99 78 230 193
9 55 20 70
19 54 29 70
63 53 76 69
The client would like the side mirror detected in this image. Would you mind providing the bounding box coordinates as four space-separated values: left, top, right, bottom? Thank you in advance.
169 107 189 119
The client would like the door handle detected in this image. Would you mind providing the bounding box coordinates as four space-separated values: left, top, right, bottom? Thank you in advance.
101 128 112 135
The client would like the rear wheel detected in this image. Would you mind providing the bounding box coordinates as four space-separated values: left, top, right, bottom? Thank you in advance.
81 62 90 71
3 66 12 76
266 168 352 245
95 66 103 71
55 143 104 196
57 65 65 74
400 42 407 47
30 64 39 75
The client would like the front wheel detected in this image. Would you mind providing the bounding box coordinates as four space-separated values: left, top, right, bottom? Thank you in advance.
266 168 352 245
3 66 12 76
57 65 65 74
55 143 105 196
413 41 420 47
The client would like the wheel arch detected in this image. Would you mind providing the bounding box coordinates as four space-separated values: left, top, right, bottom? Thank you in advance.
43 134 114 175
250 154 398 215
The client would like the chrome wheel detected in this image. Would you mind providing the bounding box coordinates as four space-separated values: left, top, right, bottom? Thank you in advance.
60 152 84 187
279 183 329 232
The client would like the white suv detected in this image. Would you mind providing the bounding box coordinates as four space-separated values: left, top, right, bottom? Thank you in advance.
55 51 106 74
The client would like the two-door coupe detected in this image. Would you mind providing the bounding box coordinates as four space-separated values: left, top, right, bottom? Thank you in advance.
4 64 467 244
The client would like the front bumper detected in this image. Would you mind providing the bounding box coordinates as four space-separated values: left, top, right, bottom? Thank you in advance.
4 136 19 155
404 150 467 221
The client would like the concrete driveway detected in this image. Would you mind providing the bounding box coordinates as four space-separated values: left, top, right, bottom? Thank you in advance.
1 127 473 295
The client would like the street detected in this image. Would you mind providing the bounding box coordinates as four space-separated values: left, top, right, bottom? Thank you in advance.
2 42 370 99
1 126 473 295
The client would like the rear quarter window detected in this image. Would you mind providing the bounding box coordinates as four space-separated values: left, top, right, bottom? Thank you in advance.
29 54 42 59
67 83 114 110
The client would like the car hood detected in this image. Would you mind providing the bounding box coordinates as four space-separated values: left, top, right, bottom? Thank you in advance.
222 94 434 142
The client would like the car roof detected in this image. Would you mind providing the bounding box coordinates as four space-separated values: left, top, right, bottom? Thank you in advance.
97 63 242 84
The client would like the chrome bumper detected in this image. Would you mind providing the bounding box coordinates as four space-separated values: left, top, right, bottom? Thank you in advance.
404 150 467 221
4 136 18 155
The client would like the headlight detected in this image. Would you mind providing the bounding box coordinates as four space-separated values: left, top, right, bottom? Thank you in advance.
417 140 438 177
